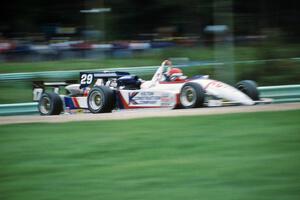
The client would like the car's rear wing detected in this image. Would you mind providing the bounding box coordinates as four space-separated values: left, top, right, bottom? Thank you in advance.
32 71 130 101
32 80 77 101
79 71 130 88
33 81 69 88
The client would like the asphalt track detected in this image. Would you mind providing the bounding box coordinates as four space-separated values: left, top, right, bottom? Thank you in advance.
0 102 300 125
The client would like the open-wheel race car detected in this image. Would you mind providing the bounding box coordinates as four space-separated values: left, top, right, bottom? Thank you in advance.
33 60 269 115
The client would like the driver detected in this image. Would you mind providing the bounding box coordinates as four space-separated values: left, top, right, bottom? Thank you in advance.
163 60 187 81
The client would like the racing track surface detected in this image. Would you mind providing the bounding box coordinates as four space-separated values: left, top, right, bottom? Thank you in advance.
1 102 300 125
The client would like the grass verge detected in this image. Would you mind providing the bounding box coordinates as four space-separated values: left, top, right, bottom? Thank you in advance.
1 110 300 200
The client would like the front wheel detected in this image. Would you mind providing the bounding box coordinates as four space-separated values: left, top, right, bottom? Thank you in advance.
38 92 63 115
236 80 259 100
87 86 115 113
179 82 205 108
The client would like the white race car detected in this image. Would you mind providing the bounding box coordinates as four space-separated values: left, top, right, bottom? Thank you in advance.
34 60 267 115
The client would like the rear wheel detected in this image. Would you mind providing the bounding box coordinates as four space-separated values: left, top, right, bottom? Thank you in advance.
38 92 63 115
179 82 205 108
87 86 115 113
236 80 259 100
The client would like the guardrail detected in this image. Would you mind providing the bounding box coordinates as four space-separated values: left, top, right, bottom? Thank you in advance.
2 58 299 81
0 102 38 116
0 61 210 82
259 84 300 103
0 66 158 82
0 84 299 116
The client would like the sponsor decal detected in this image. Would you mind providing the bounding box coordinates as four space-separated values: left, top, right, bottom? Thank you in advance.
204 80 227 89
128 92 139 105
128 92 161 105
118 91 176 108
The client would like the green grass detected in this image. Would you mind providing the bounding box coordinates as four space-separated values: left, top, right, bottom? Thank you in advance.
1 110 300 200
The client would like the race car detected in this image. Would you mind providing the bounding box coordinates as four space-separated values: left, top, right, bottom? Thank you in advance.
34 60 266 115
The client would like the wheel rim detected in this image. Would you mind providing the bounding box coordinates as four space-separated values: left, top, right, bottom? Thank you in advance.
180 86 196 107
89 91 103 111
39 96 51 114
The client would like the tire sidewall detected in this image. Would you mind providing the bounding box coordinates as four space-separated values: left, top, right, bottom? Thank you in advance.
38 93 63 115
236 80 259 100
87 87 106 113
179 82 205 108
87 86 115 113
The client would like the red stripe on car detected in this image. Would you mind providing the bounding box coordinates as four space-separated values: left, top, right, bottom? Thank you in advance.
72 97 80 108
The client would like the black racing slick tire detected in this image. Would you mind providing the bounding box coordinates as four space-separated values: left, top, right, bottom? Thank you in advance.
236 80 260 101
38 92 63 115
87 86 115 113
179 82 205 109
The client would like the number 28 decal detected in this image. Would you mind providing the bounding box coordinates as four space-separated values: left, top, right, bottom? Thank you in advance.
80 73 93 85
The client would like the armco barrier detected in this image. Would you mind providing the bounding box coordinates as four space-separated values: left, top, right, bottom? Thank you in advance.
0 61 211 82
259 84 300 101
1 58 300 82
0 102 38 116
0 85 299 116
0 66 157 82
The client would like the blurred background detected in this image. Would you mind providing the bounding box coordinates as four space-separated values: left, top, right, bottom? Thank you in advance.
0 0 300 103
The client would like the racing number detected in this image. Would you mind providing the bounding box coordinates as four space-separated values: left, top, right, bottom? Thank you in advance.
33 88 43 101
80 73 93 85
